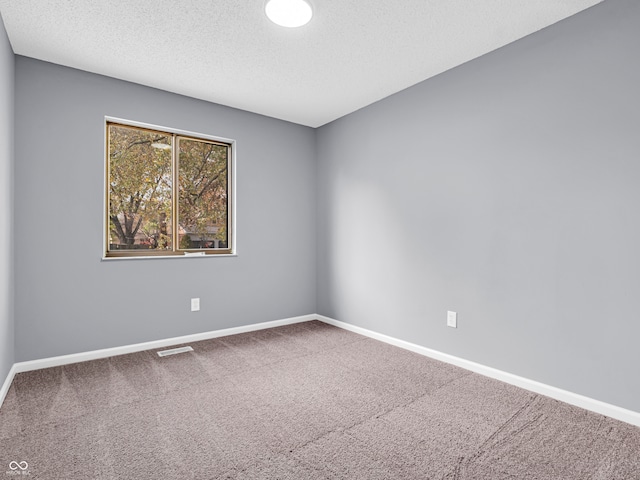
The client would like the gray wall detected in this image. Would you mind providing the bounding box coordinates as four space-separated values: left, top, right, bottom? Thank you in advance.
317 0 640 412
0 14 14 385
14 58 317 361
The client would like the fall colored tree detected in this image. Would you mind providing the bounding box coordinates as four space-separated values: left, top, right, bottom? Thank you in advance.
108 124 229 252
178 138 228 246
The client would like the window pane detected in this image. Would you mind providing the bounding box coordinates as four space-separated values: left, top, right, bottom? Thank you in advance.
108 125 173 252
177 138 229 250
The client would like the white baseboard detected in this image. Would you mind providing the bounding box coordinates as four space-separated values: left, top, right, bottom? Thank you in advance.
4 312 639 429
11 314 315 375
317 315 640 428
0 363 17 410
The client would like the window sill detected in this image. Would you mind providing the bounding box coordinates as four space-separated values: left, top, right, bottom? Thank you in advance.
101 253 238 261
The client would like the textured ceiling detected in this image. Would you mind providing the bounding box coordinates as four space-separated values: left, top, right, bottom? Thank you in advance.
0 0 601 127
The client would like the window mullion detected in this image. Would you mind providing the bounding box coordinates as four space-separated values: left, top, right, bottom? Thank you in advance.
171 134 179 253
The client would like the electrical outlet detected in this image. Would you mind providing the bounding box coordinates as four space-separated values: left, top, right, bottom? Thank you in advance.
191 298 200 312
447 311 457 328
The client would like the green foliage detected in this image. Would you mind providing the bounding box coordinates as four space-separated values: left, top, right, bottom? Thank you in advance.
179 234 192 250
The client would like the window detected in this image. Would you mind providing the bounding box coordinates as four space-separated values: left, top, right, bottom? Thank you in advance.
105 121 234 257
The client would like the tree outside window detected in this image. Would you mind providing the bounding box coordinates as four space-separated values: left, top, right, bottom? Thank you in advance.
106 122 233 257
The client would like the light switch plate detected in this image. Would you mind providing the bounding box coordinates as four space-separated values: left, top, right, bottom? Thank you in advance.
447 311 457 328
191 298 200 312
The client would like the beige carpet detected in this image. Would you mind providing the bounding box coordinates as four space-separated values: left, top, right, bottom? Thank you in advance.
0 321 638 479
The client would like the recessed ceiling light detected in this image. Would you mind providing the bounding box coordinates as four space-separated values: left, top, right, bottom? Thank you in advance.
265 0 313 28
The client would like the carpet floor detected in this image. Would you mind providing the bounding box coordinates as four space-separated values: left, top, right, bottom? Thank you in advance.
0 320 638 479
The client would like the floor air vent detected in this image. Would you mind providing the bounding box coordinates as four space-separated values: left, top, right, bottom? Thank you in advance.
157 346 194 357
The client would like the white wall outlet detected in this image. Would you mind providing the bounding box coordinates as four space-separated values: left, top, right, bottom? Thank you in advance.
191 298 200 312
447 311 457 328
